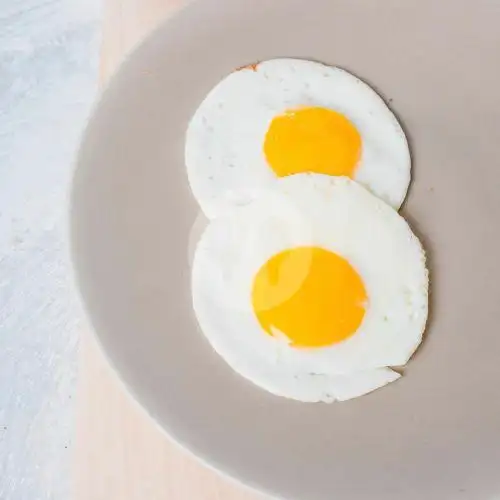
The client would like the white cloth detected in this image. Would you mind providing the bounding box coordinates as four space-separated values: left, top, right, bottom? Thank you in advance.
0 1 100 498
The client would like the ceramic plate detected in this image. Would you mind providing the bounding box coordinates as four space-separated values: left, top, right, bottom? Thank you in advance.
71 1 500 498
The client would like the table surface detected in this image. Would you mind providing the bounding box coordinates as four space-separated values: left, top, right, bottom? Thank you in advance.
74 1 261 498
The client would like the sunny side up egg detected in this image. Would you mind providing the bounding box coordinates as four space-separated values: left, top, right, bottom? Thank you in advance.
191 175 429 402
185 58 411 219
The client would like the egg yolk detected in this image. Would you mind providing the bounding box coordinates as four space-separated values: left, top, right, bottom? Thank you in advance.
263 107 362 178
251 247 367 348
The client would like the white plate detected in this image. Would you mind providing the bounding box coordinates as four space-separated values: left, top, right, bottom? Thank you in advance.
71 1 500 498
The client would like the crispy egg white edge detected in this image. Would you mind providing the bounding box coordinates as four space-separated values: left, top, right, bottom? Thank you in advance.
185 58 411 218
191 174 428 402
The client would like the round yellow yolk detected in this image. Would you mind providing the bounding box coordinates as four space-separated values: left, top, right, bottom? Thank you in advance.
263 107 362 178
251 247 367 348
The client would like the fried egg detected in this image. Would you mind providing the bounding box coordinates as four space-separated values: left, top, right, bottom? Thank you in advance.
191 175 428 402
186 58 411 218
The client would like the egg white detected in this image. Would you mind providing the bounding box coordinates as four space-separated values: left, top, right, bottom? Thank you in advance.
191 175 428 402
186 58 411 218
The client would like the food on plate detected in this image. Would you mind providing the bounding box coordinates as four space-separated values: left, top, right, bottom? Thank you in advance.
185 58 410 218
190 175 428 402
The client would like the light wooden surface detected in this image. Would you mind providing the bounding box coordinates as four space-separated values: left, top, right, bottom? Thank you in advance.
74 1 259 498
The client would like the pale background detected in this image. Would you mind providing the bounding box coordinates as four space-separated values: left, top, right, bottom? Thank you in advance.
0 0 100 498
